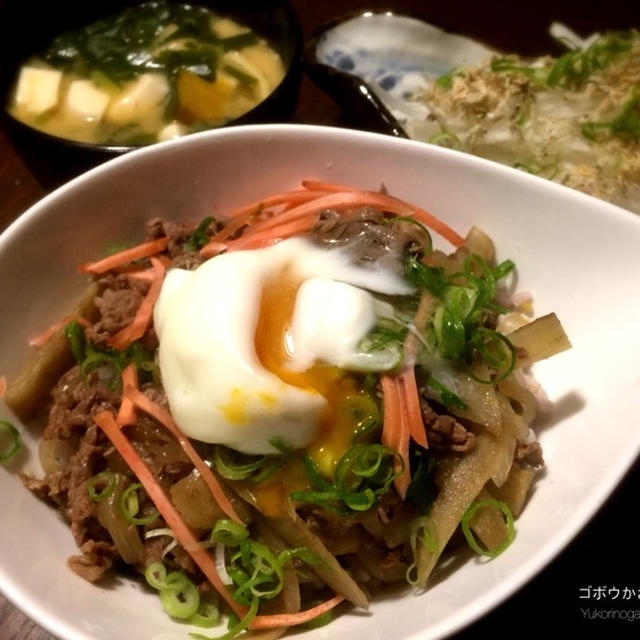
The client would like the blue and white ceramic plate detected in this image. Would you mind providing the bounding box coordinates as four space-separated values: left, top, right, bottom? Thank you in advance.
306 12 493 138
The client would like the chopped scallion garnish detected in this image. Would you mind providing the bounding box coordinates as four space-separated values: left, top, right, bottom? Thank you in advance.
291 444 403 513
406 516 438 586
119 482 159 525
467 327 516 383
461 499 515 558
186 216 216 251
0 420 21 462
86 470 116 502
145 562 202 620
426 374 468 411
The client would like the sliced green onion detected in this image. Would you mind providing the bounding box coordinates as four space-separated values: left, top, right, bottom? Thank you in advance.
64 320 86 365
190 596 259 640
427 131 461 150
426 374 468 411
581 86 640 142
342 394 380 441
468 328 516 383
292 444 402 513
493 258 516 280
490 56 548 85
86 470 116 502
232 541 283 601
145 562 169 590
213 439 289 484
277 547 322 568
146 562 200 619
187 601 220 628
186 216 216 251
405 254 448 298
210 519 249 547
411 516 438 554
461 499 515 558
160 575 200 619
214 446 267 481
342 488 376 511
119 482 159 525
435 69 459 89
406 516 438 586
0 420 21 462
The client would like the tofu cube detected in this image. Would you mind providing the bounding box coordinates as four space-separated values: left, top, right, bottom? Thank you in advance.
65 80 111 121
106 73 169 126
158 122 188 141
211 18 248 39
14 66 62 115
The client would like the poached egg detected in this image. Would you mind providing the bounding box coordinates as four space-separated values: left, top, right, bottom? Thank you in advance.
153 237 412 459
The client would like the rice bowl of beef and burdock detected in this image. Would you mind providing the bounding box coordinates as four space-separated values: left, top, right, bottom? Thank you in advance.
1 124 639 640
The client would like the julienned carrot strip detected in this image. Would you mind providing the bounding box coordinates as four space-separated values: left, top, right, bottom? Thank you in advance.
0 376 6 398
123 269 155 283
225 236 280 252
301 179 357 193
409 206 465 248
398 368 428 449
201 191 329 255
250 595 345 630
93 410 247 617
248 190 464 248
78 237 169 275
394 381 412 500
210 209 260 246
199 242 227 259
248 191 383 235
303 181 465 247
225 216 318 251
381 375 411 499
229 190 329 219
116 364 138 427
29 314 92 348
107 257 165 351
123 387 243 524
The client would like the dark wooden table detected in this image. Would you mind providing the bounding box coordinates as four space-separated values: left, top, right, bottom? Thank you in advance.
2 1 640 638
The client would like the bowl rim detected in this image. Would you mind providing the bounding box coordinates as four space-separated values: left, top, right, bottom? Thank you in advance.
1 123 640 640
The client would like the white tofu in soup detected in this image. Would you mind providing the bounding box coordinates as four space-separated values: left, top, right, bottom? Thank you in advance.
14 66 62 115
65 80 111 121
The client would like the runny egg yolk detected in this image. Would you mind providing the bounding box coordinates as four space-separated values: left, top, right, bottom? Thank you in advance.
254 267 367 477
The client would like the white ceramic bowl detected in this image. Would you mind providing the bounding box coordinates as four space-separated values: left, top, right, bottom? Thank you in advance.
1 125 639 640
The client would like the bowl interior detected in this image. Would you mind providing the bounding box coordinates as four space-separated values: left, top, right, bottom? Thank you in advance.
1 124 640 640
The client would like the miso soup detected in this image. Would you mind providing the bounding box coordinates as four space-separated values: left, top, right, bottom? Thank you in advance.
7 1 285 145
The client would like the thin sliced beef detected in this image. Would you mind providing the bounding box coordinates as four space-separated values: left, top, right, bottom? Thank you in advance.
312 208 429 266
43 367 120 440
421 399 476 453
68 540 114 582
515 441 544 467
146 217 220 269
84 274 149 347
67 423 111 547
